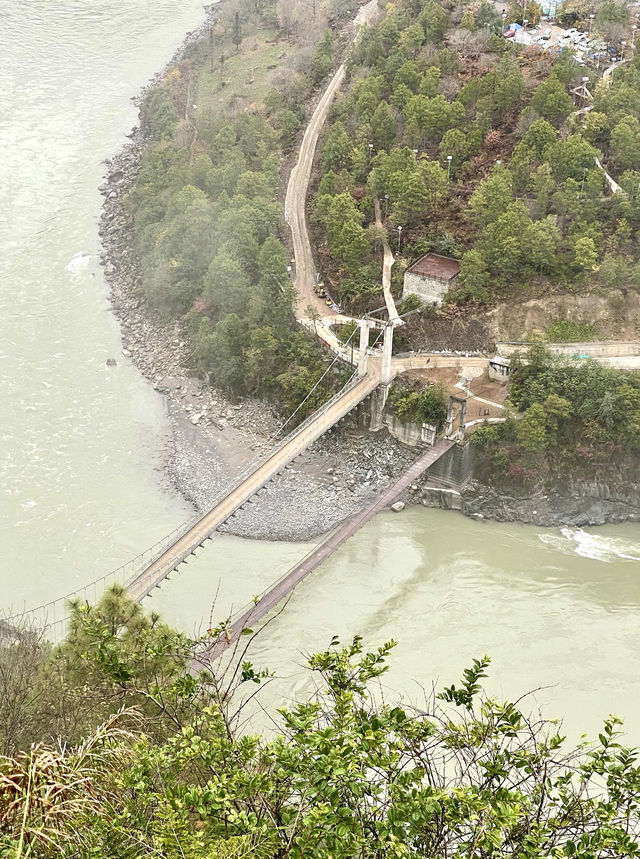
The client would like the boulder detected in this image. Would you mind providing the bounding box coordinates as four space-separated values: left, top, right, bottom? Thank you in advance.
391 501 405 512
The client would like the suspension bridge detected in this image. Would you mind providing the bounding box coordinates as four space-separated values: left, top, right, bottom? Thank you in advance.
3 0 476 641
4 324 463 640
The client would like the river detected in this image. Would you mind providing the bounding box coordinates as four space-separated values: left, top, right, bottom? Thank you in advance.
2 0 640 746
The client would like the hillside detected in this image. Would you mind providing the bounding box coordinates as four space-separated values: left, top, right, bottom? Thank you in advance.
312 0 640 342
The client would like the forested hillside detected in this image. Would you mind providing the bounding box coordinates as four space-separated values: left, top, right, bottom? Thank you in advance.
3 588 640 856
313 0 640 316
126 0 349 410
473 343 640 487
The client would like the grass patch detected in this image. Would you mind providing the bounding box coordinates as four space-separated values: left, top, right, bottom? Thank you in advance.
545 319 598 343
195 30 293 129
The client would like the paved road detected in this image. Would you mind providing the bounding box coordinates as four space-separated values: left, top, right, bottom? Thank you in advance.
284 0 380 320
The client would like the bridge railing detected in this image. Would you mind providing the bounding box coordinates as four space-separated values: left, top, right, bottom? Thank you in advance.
4 371 373 642
125 370 370 599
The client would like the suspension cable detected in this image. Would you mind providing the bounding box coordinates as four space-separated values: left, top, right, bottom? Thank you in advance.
270 323 361 438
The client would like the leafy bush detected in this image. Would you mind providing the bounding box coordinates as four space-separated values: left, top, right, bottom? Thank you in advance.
390 382 448 427
4 592 640 858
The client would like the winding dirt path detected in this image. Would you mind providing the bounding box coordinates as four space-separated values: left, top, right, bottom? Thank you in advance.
284 0 381 319
285 64 346 318
373 197 401 323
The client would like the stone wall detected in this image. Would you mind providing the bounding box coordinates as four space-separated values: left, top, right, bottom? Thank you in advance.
403 271 450 305
461 478 640 526
381 413 437 446
422 441 475 488
497 340 640 358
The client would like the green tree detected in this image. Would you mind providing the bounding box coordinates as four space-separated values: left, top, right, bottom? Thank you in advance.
388 169 428 226
7 611 640 859
404 95 464 145
457 249 490 299
316 192 369 271
573 235 598 270
202 249 251 317
610 116 640 171
468 167 514 227
516 402 548 450
480 200 534 278
531 77 573 125
322 121 352 172
418 0 450 42
544 135 599 183
519 118 557 160
526 215 562 274
232 10 242 50
393 59 421 92
370 101 397 150
460 9 475 29
141 88 179 141
419 66 441 98
439 128 468 165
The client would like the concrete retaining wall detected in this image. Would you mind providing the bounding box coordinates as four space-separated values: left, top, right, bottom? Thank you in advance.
422 441 475 488
497 341 640 358
403 272 450 306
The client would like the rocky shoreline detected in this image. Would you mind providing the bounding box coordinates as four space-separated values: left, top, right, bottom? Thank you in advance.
459 480 640 528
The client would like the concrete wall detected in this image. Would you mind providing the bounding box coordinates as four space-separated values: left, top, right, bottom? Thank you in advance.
497 341 640 358
422 441 475 488
488 361 510 384
420 486 463 510
403 271 451 306
381 413 437 446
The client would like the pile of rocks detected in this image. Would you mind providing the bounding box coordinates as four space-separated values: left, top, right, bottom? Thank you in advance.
218 428 420 541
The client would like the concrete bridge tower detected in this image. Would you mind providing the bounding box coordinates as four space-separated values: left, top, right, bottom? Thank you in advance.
357 319 372 378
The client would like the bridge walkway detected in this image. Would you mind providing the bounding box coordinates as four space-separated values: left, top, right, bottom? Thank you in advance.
127 371 381 601
198 437 454 662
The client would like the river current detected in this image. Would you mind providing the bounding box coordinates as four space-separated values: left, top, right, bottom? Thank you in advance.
2 0 640 744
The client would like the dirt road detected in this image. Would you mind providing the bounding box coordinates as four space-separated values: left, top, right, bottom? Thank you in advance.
284 64 345 318
284 0 381 319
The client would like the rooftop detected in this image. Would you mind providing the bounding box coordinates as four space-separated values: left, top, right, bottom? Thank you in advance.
407 253 461 281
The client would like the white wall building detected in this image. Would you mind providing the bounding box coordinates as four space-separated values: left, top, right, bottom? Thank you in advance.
403 253 461 305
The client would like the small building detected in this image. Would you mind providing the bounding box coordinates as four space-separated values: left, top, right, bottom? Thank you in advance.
403 253 461 306
488 356 511 384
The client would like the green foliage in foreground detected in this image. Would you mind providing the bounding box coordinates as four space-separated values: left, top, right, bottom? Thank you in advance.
473 345 640 485
3 588 640 857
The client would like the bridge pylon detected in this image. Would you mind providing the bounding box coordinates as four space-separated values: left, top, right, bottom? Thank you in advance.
358 319 372 378
381 322 394 385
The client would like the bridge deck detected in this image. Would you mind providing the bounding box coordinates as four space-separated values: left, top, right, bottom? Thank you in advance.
198 438 454 662
127 372 380 601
